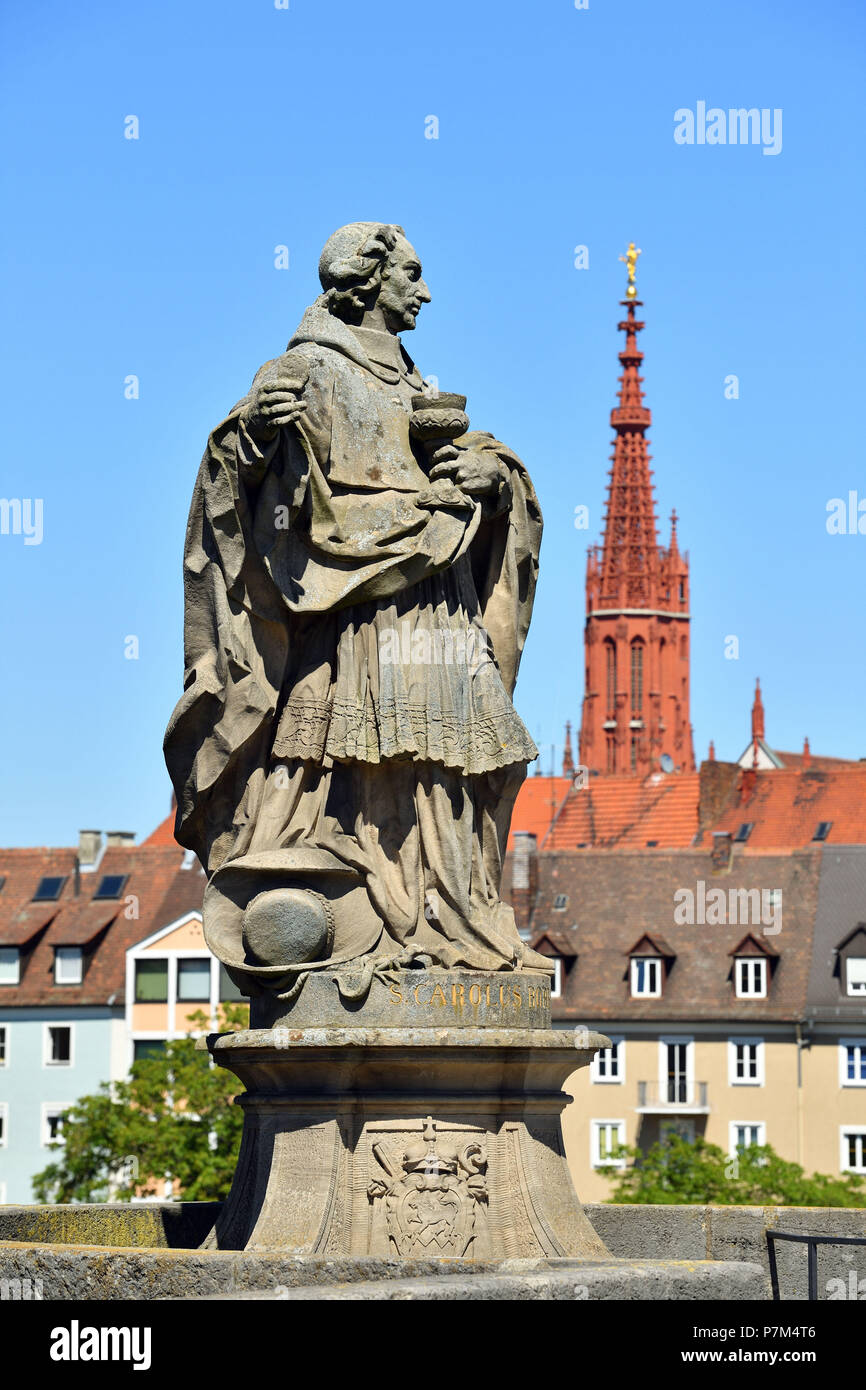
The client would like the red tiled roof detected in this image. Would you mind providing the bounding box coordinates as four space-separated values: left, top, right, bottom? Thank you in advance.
0 841 191 1006
0 903 62 946
714 766 866 850
141 812 179 848
508 777 571 850
510 761 866 854
546 772 700 850
44 905 120 947
775 751 857 772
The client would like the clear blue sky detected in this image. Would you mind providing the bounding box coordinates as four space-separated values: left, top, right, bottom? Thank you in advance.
1 0 863 847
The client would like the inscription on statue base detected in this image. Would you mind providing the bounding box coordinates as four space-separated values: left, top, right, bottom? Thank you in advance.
254 968 552 1030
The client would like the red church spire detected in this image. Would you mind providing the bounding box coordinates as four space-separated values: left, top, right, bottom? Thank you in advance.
668 509 680 560
751 679 765 742
579 246 695 779
594 278 660 610
562 720 575 775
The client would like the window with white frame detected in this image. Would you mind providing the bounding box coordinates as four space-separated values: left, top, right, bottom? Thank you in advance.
0 1102 7 1147
841 1127 866 1173
660 1037 693 1104
728 1037 764 1086
846 958 866 996
134 958 169 1002
591 1038 624 1084
731 1121 766 1153
41 1105 68 1147
840 1039 866 1087
0 948 20 986
734 957 767 998
0 1024 7 1065
177 958 211 1003
44 1024 72 1067
591 1119 626 1168
631 957 661 997
550 959 562 998
54 947 83 986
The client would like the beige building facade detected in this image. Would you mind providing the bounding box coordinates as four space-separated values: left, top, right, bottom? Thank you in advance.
558 1024 866 1203
512 842 866 1204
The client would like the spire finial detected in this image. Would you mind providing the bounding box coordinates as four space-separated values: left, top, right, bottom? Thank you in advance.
562 720 575 776
751 678 765 743
619 241 642 299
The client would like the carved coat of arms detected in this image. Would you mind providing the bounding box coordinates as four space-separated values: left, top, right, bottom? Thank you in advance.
368 1117 488 1256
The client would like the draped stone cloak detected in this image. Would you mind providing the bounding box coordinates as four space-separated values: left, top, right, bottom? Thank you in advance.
164 301 548 987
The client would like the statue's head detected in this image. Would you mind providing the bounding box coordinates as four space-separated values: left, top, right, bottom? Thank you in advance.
318 222 431 332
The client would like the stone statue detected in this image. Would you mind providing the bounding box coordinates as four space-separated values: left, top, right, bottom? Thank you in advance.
167 222 609 1259
164 221 552 1013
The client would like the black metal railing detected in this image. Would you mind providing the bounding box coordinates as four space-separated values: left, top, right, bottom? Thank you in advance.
766 1229 866 1301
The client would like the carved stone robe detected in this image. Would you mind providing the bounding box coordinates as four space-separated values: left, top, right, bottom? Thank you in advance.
164 300 548 987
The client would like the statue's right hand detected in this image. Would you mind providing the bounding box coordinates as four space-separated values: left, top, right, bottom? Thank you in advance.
242 367 309 438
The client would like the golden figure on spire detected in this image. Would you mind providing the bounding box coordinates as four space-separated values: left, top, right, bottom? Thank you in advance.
619 241 642 298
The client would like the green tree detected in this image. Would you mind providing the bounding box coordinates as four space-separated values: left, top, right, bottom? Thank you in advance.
601 1133 866 1206
32 1005 248 1203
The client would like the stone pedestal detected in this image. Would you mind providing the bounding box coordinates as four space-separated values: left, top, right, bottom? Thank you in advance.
207 1023 611 1258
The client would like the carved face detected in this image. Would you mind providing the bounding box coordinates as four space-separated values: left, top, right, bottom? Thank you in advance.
378 236 431 332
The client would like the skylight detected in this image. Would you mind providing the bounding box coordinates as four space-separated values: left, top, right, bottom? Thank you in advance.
32 876 67 902
812 822 832 842
734 823 754 843
93 874 128 900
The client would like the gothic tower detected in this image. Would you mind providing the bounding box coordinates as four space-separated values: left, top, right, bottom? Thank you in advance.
579 246 695 777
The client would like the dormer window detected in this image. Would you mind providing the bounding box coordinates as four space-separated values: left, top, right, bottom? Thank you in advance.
626 934 675 998
735 957 767 998
553 894 567 911
550 959 563 998
0 948 20 986
834 925 866 998
33 876 66 902
847 959 866 996
631 957 662 997
54 947 83 986
529 929 577 998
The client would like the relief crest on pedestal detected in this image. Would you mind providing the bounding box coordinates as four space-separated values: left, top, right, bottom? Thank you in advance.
367 1117 488 1256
